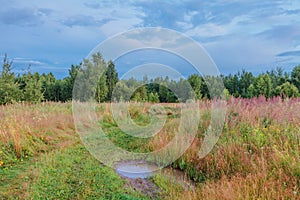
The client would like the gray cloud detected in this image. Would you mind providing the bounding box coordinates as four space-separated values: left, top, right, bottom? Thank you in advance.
0 7 44 26
38 8 53 16
1 0 300 77
256 25 300 42
284 9 300 15
133 0 287 33
61 15 112 27
277 50 300 57
84 2 102 9
133 0 187 28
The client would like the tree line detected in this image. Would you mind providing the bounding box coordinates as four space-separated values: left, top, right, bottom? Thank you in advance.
1 53 300 105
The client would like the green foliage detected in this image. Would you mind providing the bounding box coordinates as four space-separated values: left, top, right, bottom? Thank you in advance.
267 67 288 96
1 52 300 104
0 54 22 104
132 86 147 102
223 74 240 97
238 70 254 98
275 82 299 98
223 88 230 100
188 74 202 99
248 83 256 98
106 60 119 102
255 74 272 98
73 53 108 102
22 72 44 103
148 92 160 103
95 74 108 103
291 65 300 91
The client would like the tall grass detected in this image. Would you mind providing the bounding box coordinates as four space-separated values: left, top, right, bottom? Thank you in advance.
158 97 300 199
0 102 75 168
0 98 299 199
98 98 299 199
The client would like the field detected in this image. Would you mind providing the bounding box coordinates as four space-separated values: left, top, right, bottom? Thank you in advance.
0 97 299 199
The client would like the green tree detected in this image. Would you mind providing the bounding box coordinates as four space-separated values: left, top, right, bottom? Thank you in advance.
22 72 44 102
0 54 22 104
275 82 299 98
248 83 256 98
291 65 300 91
223 74 239 97
267 67 288 96
113 80 132 102
188 74 202 99
148 92 160 103
73 53 108 102
61 64 80 101
40 73 56 101
238 70 254 98
95 74 108 103
131 86 147 102
158 84 169 102
105 60 118 102
255 74 272 98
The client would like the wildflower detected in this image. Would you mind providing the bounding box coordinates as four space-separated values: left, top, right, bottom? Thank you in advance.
0 161 3 166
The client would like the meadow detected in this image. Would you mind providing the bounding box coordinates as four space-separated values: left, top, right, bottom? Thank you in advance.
0 97 299 199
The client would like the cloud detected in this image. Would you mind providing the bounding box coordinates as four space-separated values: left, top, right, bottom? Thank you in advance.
99 18 143 36
84 2 102 9
185 23 227 38
0 7 44 26
37 8 53 16
284 9 300 15
61 15 111 27
1 0 300 78
277 50 300 57
133 0 187 28
83 2 113 10
183 11 198 22
12 57 45 66
256 25 300 44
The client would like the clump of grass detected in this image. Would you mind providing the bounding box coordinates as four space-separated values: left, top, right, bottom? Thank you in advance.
0 102 76 168
146 98 300 199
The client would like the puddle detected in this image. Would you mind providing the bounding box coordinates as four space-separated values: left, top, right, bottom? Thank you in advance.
115 160 195 191
115 160 159 179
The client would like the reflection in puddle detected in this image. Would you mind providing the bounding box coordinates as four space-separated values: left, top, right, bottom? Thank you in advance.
115 160 195 191
115 160 159 179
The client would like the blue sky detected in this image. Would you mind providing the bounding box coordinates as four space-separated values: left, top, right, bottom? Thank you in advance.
0 0 300 78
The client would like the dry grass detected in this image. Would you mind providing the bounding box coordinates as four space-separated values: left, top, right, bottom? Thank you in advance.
97 98 299 198
153 97 300 199
0 102 75 166
0 98 299 199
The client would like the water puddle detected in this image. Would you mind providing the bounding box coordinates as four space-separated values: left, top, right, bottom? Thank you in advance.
115 160 159 179
115 160 195 191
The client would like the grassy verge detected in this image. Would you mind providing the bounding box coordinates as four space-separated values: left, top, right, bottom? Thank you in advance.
1 99 300 199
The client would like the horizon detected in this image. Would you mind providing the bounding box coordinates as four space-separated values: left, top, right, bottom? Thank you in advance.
1 1 300 79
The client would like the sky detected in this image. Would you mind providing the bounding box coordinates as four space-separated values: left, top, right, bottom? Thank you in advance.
0 0 300 78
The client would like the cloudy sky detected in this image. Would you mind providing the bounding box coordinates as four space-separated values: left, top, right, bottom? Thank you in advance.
0 0 300 78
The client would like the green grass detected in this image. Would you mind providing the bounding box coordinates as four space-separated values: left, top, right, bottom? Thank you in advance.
1 100 300 199
1 143 150 199
30 144 148 200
